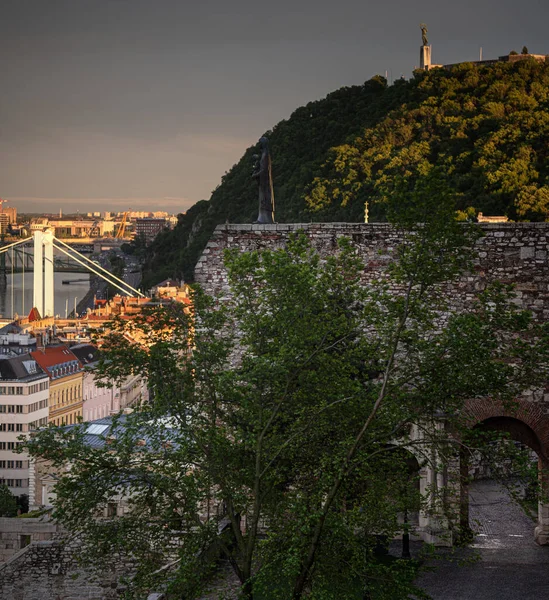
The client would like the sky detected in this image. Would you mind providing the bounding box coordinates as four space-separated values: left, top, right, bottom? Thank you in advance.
2 0 549 215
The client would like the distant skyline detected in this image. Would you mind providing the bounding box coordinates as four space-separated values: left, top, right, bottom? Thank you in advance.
2 0 549 214
6 196 189 215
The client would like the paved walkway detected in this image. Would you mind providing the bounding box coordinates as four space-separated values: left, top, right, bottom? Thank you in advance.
199 480 549 599
417 479 549 600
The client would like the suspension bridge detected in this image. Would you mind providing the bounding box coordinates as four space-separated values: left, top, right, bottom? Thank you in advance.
0 230 144 318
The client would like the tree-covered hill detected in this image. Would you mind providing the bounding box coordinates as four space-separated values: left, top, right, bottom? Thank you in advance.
142 59 549 286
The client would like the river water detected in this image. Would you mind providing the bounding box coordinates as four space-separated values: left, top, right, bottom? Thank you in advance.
0 272 90 319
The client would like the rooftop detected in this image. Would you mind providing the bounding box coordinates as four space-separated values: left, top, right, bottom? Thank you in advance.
31 345 83 379
0 354 48 383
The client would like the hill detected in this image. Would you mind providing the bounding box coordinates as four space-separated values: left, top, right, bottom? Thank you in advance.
141 59 549 286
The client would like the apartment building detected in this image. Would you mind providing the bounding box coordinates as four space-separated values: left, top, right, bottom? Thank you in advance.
72 344 113 422
0 322 37 356
134 218 168 242
71 343 148 421
31 346 83 426
0 355 49 501
1 206 17 225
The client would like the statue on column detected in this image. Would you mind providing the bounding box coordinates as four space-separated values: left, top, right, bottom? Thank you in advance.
420 23 428 46
252 137 275 224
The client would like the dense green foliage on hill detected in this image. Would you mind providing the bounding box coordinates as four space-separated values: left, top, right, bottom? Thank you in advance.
141 59 549 286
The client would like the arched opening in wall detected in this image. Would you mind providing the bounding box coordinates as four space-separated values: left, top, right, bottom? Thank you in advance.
460 416 545 546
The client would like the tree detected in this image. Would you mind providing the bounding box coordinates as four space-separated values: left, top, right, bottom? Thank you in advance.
0 484 18 517
514 185 549 221
522 46 529 54
24 171 549 599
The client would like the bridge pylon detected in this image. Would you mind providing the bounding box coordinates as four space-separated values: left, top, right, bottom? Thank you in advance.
33 230 54 317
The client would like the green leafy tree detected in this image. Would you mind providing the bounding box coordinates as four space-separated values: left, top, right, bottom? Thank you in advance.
24 172 549 599
0 484 18 517
515 185 549 221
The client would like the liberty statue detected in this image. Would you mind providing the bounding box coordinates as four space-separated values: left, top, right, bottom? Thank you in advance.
420 23 428 46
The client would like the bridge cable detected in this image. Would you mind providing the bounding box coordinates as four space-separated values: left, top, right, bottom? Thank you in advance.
52 236 144 297
10 246 13 319
52 240 140 298
22 246 25 317
0 237 32 254
52 243 142 299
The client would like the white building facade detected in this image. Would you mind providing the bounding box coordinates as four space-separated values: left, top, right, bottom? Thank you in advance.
0 355 49 501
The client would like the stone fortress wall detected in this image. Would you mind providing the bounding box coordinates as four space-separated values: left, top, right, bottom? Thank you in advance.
195 222 549 544
0 539 123 600
195 222 549 439
0 518 129 599
0 517 58 563
195 222 549 323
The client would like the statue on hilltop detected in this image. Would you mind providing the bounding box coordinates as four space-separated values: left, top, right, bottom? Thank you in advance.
420 23 428 46
252 136 275 224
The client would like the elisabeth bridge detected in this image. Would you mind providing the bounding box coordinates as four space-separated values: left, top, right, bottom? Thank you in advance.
0 230 143 318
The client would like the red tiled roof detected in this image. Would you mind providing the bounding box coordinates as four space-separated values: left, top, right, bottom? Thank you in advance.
31 345 82 370
28 307 42 322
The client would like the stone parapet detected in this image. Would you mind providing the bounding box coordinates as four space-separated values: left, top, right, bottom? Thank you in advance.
195 222 549 323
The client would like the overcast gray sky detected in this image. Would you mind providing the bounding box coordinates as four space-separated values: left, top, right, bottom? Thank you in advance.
1 0 548 214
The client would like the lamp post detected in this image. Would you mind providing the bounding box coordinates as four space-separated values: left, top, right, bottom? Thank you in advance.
402 483 411 559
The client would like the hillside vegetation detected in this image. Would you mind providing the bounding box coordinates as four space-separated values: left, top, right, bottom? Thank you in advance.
142 59 549 286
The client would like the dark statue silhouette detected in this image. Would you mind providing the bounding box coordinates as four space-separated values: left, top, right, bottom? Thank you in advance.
252 137 275 224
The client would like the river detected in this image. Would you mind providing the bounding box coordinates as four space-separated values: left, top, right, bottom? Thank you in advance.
0 272 91 319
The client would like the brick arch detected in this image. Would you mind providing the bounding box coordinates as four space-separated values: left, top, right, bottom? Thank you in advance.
464 397 549 462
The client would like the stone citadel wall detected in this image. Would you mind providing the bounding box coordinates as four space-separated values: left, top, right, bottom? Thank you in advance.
195 222 549 453
195 222 549 322
195 222 549 545
0 540 122 600
0 517 58 563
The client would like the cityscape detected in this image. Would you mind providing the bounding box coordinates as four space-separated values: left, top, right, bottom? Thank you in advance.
0 199 188 502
